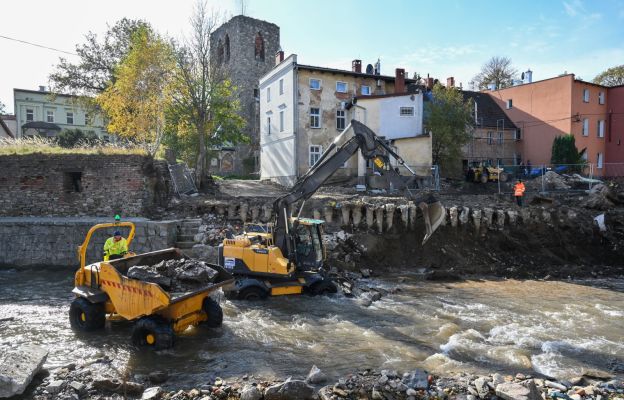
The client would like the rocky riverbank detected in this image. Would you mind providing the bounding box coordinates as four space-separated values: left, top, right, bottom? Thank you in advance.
23 353 624 400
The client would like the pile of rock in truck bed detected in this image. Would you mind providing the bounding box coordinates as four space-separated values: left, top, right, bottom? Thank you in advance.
127 258 219 292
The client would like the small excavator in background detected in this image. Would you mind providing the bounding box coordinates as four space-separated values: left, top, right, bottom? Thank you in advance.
218 120 445 300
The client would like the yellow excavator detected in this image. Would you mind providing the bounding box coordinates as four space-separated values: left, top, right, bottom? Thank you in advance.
219 120 445 300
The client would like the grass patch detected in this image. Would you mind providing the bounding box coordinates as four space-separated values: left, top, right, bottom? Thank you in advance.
0 137 148 156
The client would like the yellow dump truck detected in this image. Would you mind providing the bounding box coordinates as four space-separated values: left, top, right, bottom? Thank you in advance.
70 221 234 349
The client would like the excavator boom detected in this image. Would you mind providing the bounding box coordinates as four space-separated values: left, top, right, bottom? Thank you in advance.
273 120 444 262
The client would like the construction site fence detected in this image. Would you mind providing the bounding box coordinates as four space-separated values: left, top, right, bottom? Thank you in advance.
463 163 624 195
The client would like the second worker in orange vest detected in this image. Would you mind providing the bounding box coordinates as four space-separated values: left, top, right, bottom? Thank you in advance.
513 179 526 207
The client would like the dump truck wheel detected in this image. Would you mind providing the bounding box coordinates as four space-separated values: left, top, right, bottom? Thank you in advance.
238 286 268 301
69 298 105 331
131 317 174 350
309 280 338 296
202 297 223 328
480 173 489 183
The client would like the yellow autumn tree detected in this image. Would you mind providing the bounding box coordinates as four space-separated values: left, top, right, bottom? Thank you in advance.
97 26 175 156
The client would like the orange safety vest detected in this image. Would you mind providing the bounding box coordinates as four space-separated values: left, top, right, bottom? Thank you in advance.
514 182 525 196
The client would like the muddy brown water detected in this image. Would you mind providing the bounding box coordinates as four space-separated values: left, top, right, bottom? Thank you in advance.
0 267 623 390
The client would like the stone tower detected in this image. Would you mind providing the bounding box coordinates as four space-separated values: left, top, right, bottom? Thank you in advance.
210 15 280 175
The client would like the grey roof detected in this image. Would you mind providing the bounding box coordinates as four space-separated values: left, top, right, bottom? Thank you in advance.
22 121 61 130
462 90 517 130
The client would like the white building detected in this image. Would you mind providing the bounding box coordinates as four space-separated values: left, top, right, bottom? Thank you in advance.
259 54 431 186
14 87 109 139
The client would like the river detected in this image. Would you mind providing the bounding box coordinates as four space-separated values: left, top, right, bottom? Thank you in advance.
0 267 622 389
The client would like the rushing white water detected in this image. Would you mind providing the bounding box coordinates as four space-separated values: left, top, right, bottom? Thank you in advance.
0 268 622 389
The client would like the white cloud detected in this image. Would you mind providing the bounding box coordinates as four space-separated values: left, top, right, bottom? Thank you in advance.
563 0 583 17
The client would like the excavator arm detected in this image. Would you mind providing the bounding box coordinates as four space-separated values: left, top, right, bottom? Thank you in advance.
272 120 445 263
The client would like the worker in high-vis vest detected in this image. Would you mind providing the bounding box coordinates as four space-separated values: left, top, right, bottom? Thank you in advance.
513 179 526 207
103 230 128 260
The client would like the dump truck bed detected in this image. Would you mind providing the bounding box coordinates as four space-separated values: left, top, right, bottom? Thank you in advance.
82 248 233 321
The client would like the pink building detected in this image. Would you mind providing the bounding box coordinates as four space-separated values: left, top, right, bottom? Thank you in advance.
487 74 624 176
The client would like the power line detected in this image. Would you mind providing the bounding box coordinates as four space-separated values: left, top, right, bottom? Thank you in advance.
0 34 77 56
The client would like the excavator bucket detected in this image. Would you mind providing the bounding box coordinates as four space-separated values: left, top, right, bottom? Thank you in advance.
417 198 445 245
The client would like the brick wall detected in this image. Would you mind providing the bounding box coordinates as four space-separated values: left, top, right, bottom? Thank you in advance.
0 154 170 217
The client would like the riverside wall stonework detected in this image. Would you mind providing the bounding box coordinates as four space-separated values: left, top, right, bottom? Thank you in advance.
0 217 179 267
0 154 170 217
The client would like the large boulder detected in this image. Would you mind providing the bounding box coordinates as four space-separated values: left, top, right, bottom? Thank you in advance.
264 379 315 400
583 184 616 210
496 380 542 400
402 368 429 390
240 385 262 400
0 345 48 398
127 265 172 288
192 244 218 263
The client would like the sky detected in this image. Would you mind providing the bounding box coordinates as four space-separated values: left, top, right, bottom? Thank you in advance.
1 0 623 114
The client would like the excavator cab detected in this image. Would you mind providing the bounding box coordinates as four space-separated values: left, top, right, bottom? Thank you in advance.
291 218 325 270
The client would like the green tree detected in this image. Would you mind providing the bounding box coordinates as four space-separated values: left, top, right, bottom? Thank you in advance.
425 83 473 171
593 65 624 87
472 56 518 90
50 18 151 97
170 1 248 186
57 129 98 147
97 26 175 156
551 134 586 166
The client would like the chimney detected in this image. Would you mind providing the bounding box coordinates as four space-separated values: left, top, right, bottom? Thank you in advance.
275 50 284 65
38 85 46 92
524 69 533 84
426 75 434 90
352 59 362 73
446 77 455 88
395 68 406 93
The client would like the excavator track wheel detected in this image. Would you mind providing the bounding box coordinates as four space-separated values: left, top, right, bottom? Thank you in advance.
131 316 174 350
202 297 223 328
69 298 105 332
238 286 268 301
309 280 338 296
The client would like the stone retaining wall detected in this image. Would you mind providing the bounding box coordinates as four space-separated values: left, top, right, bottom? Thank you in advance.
0 154 170 217
0 218 179 267
199 199 575 233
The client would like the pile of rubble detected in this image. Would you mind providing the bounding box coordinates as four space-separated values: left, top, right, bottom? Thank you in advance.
127 258 219 292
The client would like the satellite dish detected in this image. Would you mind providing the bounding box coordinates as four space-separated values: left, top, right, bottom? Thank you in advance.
366 64 374 74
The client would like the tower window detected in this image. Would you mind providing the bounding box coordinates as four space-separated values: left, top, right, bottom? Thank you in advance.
224 34 230 62
255 32 265 61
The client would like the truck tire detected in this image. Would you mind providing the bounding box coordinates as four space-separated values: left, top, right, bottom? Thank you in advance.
238 286 268 301
480 173 489 183
131 316 174 350
202 297 223 328
69 297 105 331
309 280 338 296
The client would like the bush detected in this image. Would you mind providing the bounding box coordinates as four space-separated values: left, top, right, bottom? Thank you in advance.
57 129 99 148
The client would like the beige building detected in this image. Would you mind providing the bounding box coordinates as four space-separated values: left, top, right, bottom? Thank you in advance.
259 54 431 186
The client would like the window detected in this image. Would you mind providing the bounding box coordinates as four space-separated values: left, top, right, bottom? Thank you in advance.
26 108 34 121
361 85 371 95
514 129 522 140
253 88 259 99
66 112 74 124
279 79 284 95
498 131 504 144
310 107 320 128
399 106 414 116
487 131 493 145
597 152 603 169
279 110 284 132
582 118 589 136
224 34 230 62
63 171 82 193
85 113 91 126
267 87 271 102
46 110 54 123
310 78 321 90
598 120 605 138
598 92 605 105
336 109 346 130
506 99 513 109
266 116 271 135
309 145 322 166
583 89 590 103
336 81 348 93
254 32 265 61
